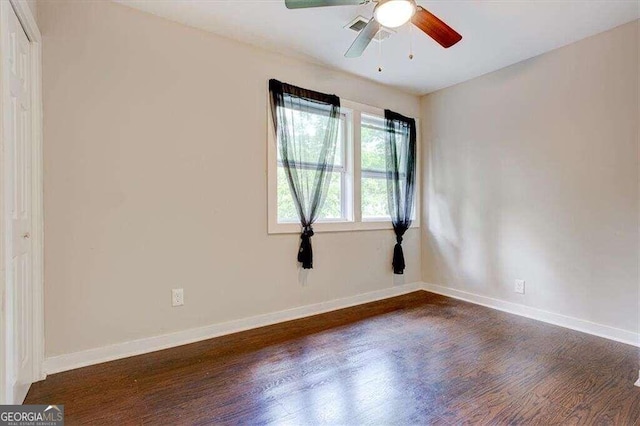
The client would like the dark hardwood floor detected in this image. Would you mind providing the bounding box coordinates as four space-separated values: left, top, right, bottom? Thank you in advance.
26 291 640 425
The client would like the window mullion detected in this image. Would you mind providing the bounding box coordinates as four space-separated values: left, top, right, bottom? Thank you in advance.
340 111 347 221
352 109 362 224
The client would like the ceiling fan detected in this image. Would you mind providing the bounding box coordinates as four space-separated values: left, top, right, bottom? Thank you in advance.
284 0 462 58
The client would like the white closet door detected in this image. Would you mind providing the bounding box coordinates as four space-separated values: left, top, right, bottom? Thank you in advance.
3 0 33 404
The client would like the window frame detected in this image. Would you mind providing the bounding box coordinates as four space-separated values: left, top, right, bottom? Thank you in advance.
267 98 420 234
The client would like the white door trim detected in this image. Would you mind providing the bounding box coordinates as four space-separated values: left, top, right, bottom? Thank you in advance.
10 0 45 385
0 0 43 404
9 1 41 44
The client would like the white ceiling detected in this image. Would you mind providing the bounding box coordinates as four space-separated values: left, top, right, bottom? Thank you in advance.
115 0 639 95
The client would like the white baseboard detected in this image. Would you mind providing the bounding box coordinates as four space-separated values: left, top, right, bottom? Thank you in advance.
43 281 423 375
43 280 639 376
421 282 640 348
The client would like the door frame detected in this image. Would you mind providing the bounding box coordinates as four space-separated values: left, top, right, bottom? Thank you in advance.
0 0 43 404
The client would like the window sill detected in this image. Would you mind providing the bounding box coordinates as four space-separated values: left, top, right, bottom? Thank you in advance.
268 220 420 235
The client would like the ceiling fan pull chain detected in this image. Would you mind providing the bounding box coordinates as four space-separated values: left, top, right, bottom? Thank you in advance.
409 23 414 60
377 30 383 72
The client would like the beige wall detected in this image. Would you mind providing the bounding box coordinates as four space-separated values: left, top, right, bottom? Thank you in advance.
41 0 638 359
421 20 639 333
40 0 420 357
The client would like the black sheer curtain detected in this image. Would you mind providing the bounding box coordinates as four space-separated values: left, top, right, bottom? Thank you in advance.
269 79 341 269
384 109 417 274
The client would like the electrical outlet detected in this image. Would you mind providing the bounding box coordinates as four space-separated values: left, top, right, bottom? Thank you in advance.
514 279 525 294
172 288 184 307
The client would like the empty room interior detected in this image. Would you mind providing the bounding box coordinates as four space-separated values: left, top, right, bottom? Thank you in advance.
1 0 639 424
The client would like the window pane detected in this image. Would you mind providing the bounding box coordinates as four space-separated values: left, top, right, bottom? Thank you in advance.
277 167 298 223
276 108 345 168
361 114 386 172
321 170 343 220
277 167 344 222
361 176 390 219
361 114 390 219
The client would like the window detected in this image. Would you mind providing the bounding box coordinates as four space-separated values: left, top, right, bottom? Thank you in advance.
276 109 351 223
268 99 419 233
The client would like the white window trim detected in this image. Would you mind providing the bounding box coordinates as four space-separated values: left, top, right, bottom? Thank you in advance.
267 98 420 234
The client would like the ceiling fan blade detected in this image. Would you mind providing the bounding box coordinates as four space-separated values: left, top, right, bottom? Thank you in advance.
412 6 462 48
344 19 380 58
285 0 365 9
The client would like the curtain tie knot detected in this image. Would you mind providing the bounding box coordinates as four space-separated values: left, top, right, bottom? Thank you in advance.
298 226 315 269
396 236 403 244
302 226 314 238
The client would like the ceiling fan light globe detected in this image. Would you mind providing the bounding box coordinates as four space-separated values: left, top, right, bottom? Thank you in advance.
374 0 415 28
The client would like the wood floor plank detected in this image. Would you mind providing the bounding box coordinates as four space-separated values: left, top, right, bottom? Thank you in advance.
25 291 640 425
